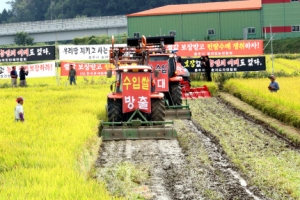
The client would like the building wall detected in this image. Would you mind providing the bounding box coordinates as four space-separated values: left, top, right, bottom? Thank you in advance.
128 0 300 41
262 0 300 39
128 10 262 41
128 15 182 39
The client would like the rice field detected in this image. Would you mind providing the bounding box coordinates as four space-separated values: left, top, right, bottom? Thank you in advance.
224 77 300 130
0 54 299 199
0 77 122 199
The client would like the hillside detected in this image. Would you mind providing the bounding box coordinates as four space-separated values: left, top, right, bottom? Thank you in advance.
0 0 231 23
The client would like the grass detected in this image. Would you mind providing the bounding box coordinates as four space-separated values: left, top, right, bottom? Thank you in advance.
96 161 151 199
174 120 223 199
189 98 300 199
0 77 123 199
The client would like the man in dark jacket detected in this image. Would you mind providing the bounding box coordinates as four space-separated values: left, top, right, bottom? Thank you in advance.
202 55 212 82
10 66 18 87
68 64 77 85
19 66 29 87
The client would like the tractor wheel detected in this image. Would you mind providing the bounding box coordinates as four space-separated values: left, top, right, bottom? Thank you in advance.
107 98 122 122
151 98 165 121
170 82 183 105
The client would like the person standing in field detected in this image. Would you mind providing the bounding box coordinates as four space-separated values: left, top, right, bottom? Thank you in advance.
68 64 77 85
15 97 25 122
202 55 212 82
10 66 18 87
268 75 280 92
19 66 29 87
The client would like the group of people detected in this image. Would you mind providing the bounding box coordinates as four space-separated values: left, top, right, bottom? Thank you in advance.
12 58 280 123
10 66 29 87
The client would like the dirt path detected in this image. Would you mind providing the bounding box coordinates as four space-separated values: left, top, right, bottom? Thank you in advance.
95 139 201 199
95 121 270 199
94 95 300 199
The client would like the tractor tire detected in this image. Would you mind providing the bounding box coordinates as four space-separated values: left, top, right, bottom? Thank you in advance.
107 98 122 122
151 98 165 121
170 82 183 105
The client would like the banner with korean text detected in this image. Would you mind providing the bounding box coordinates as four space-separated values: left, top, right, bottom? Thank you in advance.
59 44 126 61
166 40 263 56
181 56 266 73
0 46 55 62
122 73 151 114
0 62 56 79
60 61 116 76
149 61 169 92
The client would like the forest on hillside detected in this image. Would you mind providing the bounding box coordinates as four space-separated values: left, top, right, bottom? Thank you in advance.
0 0 230 24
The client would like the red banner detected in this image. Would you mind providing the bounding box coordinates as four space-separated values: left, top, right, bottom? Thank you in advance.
122 73 151 113
60 61 115 76
166 40 263 57
149 61 169 92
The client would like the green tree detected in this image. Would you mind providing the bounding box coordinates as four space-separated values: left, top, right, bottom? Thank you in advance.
1 9 9 23
14 31 34 46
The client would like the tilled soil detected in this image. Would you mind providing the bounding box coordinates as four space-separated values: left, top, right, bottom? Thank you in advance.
94 97 290 200
95 128 269 199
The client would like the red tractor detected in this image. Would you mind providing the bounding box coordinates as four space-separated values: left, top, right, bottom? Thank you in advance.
100 36 176 140
127 36 191 119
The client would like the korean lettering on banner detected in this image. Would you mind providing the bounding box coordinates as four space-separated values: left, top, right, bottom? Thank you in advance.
61 45 109 60
122 73 151 113
59 44 127 60
149 61 169 92
0 62 55 79
0 46 55 62
182 56 266 72
166 40 263 57
182 58 203 73
60 62 114 76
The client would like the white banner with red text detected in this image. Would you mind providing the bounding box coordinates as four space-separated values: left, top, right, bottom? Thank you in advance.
60 61 116 76
0 61 56 79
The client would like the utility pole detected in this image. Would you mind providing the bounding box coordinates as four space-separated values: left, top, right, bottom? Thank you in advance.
270 23 274 74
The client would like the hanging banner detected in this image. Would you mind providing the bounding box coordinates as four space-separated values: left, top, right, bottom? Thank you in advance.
0 61 56 79
60 61 116 76
149 60 169 92
59 44 126 61
181 56 266 73
166 40 263 56
122 72 151 114
0 46 55 62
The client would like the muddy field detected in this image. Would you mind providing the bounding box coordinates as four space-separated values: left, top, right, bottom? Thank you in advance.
95 97 300 200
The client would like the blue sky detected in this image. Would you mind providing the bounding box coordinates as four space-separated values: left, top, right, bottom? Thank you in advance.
0 0 11 11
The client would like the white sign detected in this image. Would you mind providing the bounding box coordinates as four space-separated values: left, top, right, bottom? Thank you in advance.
0 61 56 79
59 44 126 61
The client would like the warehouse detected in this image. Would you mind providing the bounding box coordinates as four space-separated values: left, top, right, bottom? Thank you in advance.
127 0 300 41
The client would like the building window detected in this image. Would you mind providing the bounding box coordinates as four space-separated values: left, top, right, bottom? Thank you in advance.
291 0 298 2
133 32 140 38
292 26 300 32
207 29 215 35
248 27 256 34
169 30 176 37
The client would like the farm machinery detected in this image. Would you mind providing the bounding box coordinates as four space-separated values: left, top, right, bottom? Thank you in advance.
127 36 192 120
100 35 177 141
177 56 211 99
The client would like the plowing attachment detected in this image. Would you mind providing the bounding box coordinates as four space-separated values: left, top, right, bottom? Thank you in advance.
181 80 211 99
101 110 176 141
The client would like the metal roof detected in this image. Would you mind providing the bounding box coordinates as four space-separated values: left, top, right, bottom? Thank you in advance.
127 0 261 17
